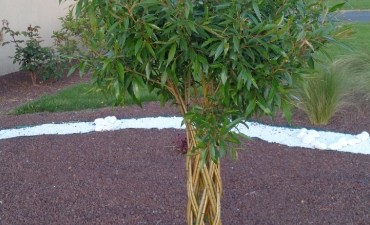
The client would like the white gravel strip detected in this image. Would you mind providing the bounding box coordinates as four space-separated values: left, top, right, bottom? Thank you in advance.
1 116 369 155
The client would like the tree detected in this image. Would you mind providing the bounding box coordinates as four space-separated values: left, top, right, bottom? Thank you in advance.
62 0 344 224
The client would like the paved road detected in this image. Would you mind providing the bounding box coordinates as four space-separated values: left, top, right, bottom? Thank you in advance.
339 11 370 22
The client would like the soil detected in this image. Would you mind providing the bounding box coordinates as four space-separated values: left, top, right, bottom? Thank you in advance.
0 71 370 224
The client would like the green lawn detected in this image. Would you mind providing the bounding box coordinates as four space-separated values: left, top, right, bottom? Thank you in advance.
14 83 160 115
325 0 370 10
316 22 370 62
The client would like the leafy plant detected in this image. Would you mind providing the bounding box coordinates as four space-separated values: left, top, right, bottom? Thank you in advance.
1 20 66 85
52 8 107 61
292 68 350 125
62 0 344 223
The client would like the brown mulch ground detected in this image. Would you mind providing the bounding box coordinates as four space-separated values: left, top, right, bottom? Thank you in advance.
1 71 370 224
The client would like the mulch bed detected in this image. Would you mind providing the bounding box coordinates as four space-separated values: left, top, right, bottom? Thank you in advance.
1 71 370 224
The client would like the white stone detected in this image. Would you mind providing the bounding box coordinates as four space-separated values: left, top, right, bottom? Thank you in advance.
307 130 320 138
313 142 327 150
328 143 342 150
94 118 105 125
347 138 361 145
105 116 117 124
302 134 315 144
357 131 369 141
297 128 307 138
337 137 347 147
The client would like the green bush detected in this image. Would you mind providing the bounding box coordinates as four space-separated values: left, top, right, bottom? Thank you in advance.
1 20 67 85
52 8 107 61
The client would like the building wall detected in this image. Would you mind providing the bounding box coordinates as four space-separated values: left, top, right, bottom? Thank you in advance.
0 0 74 76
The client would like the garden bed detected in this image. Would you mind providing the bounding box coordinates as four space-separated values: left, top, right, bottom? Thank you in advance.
0 71 370 224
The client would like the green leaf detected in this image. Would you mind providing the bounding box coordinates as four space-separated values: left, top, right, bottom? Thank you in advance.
268 44 287 58
79 61 87 77
232 36 240 52
135 38 143 55
67 64 79 77
145 42 156 58
116 61 125 83
214 42 224 60
133 81 141 100
145 62 151 80
201 38 218 48
281 100 292 123
147 23 161 30
167 44 176 66
252 2 262 22
308 57 314 69
75 0 83 18
221 66 227 84
161 70 168 87
225 117 244 134
329 3 345 13
108 21 120 33
219 139 226 158
256 98 271 115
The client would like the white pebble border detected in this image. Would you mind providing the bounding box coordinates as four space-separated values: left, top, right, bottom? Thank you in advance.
0 116 369 155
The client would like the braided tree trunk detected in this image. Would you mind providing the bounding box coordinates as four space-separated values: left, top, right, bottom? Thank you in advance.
185 124 222 225
167 79 222 224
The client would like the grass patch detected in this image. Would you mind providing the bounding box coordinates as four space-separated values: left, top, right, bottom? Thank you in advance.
317 23 370 63
325 0 370 10
14 82 160 115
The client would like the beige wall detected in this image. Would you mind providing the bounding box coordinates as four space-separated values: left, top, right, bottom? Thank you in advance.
0 0 74 76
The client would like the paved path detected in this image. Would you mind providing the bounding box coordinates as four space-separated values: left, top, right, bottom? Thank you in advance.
339 10 370 22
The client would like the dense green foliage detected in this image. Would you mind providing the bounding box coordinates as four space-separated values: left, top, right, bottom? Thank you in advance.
64 0 343 162
52 8 107 60
1 20 66 84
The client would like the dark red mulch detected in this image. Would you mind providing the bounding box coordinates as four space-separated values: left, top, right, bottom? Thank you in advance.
0 70 370 224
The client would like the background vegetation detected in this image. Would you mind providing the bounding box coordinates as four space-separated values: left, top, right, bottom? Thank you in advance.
326 0 370 9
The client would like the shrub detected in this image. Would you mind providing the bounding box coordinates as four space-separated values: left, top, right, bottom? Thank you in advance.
52 8 107 61
1 20 66 85
293 52 370 125
292 68 350 125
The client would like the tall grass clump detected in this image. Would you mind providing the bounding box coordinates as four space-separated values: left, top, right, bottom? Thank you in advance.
293 52 370 125
332 52 370 101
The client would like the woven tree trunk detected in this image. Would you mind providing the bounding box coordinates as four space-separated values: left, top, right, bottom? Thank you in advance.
167 80 222 224
185 124 222 225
